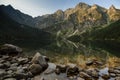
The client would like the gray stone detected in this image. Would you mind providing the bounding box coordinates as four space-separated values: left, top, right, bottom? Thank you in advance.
114 67 120 70
33 75 44 80
4 61 11 68
7 70 13 74
2 56 10 60
86 60 94 66
116 77 120 80
44 63 56 74
86 69 99 78
114 70 120 74
0 44 22 54
66 64 79 76
13 72 29 79
79 72 91 79
116 74 120 77
110 73 116 77
77 77 85 80
29 63 42 75
31 52 48 70
0 69 7 77
56 64 67 73
0 63 5 69
101 74 110 79
11 63 18 67
18 57 28 64
4 78 16 80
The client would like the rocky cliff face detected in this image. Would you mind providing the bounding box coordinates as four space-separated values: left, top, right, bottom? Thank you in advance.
107 5 120 21
34 2 120 35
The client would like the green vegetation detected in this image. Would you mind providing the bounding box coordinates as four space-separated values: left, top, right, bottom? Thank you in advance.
89 20 120 40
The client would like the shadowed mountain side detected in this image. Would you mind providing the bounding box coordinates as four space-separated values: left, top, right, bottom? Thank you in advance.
0 6 54 44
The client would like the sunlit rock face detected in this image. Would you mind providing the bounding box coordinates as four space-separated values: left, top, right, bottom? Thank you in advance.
1 2 120 36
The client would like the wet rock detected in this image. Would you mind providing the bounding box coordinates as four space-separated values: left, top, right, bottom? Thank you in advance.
31 52 48 71
79 72 92 80
0 44 22 55
29 63 42 75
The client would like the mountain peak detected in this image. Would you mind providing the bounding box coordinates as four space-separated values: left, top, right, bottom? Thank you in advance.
6 5 13 9
55 9 63 13
109 5 116 10
91 4 99 9
75 2 90 9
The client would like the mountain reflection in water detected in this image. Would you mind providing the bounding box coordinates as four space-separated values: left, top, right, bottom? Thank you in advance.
0 40 120 67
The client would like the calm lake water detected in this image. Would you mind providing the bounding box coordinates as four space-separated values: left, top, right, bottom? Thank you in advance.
1 39 120 67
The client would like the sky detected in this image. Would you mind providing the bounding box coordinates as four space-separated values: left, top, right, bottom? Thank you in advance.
0 0 120 17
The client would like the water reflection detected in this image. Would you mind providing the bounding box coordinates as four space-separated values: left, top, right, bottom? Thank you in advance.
0 39 120 66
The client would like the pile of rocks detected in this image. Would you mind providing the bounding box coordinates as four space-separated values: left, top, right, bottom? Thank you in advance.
0 44 120 80
0 52 49 80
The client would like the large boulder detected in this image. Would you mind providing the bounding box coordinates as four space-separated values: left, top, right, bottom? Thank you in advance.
29 52 48 75
29 63 42 75
0 44 22 55
31 52 48 70
66 64 79 76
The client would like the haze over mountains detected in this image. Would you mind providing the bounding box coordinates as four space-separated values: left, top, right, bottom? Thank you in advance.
0 2 120 40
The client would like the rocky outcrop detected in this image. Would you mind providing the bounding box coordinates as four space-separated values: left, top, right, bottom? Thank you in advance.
29 52 48 75
34 2 120 36
0 44 22 55
107 5 120 21
0 50 120 80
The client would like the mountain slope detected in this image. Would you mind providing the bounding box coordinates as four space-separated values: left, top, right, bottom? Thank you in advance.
0 6 52 42
1 3 120 40
89 20 120 40
35 2 120 38
0 5 35 27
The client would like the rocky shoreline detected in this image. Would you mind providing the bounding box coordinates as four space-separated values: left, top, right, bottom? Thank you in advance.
0 44 120 80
